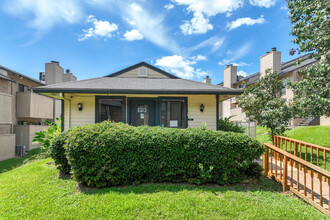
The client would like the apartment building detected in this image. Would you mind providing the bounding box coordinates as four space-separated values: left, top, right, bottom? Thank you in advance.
219 47 330 126
0 61 76 161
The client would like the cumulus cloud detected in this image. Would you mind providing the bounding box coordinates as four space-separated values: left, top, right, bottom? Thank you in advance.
3 0 83 33
249 0 276 8
226 15 266 30
164 4 174 10
237 70 247 77
172 0 244 35
123 29 144 41
155 55 208 79
78 15 118 41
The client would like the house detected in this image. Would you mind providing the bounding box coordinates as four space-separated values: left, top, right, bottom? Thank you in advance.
219 47 330 126
0 61 77 161
34 62 242 131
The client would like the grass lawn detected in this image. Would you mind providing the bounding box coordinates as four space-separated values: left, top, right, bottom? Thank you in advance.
0 158 327 219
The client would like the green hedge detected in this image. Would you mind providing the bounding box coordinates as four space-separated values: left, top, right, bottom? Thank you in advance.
52 122 264 187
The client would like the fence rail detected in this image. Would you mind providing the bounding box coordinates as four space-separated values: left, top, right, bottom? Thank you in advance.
263 142 330 216
274 135 330 172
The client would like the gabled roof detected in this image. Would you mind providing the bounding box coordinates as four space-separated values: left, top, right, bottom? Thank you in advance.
0 65 45 85
34 77 243 95
106 61 180 79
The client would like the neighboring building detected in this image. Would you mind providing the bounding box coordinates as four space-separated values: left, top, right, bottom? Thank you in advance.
0 61 77 161
219 47 330 126
34 62 242 131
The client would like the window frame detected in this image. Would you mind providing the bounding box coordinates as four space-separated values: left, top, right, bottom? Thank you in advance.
158 97 188 128
95 96 126 123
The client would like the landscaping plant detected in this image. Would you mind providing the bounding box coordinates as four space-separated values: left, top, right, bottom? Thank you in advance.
51 121 264 187
218 116 245 133
33 118 61 152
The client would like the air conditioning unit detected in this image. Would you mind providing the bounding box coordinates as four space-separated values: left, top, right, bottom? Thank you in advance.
15 145 26 157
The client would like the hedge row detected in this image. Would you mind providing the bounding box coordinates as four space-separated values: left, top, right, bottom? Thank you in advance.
51 122 264 187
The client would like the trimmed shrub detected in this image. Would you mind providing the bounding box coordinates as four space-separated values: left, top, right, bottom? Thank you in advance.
50 130 72 174
61 122 263 187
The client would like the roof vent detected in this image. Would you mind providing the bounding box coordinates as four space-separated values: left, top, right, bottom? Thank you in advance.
138 67 148 78
272 47 277 51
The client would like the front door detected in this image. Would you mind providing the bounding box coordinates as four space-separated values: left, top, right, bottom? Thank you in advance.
130 100 156 126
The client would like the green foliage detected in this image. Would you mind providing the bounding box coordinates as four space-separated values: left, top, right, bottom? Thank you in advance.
50 130 71 174
33 118 61 152
56 121 263 187
287 0 330 117
236 70 292 143
218 116 245 133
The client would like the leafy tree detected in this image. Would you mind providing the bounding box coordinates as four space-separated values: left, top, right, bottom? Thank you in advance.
33 118 61 152
286 0 330 117
236 70 292 143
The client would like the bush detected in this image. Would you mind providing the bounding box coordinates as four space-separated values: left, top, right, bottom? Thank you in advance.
58 122 264 187
33 118 61 152
50 130 71 174
218 116 245 133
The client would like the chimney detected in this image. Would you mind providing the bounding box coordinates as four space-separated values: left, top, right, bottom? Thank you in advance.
39 72 45 82
223 64 237 88
260 47 281 78
45 61 64 84
202 75 211 84
65 69 70 74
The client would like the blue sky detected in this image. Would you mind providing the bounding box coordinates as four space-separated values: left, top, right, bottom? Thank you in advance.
0 0 302 84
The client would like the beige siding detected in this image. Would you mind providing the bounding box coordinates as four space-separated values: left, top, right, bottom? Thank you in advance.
16 92 53 119
14 125 46 151
0 93 12 124
320 117 330 126
63 93 218 131
0 134 15 161
117 67 170 79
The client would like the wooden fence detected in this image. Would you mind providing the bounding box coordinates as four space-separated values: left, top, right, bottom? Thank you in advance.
263 142 330 216
274 135 330 171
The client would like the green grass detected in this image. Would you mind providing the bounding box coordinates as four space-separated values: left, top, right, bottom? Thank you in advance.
0 148 41 173
0 158 327 219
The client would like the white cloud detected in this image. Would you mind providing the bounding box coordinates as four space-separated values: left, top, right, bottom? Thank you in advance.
192 54 207 61
164 4 174 10
237 70 247 77
78 15 118 41
172 0 244 35
155 55 208 79
124 29 144 41
188 36 225 53
280 6 288 10
226 15 266 30
3 0 83 33
125 3 179 53
232 62 251 67
249 0 276 8
180 12 213 35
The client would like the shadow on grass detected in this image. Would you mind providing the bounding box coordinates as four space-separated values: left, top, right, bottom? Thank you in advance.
79 176 282 196
0 148 41 174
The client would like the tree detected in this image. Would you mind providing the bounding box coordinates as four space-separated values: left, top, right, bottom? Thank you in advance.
236 70 292 143
286 0 330 117
33 118 61 152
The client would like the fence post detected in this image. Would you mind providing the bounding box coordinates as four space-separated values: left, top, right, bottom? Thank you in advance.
274 136 277 148
263 146 269 176
283 155 288 192
294 142 298 168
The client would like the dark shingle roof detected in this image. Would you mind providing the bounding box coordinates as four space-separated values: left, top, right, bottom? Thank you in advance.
34 77 243 95
0 65 44 85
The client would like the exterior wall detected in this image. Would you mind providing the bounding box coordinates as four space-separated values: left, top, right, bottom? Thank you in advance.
320 117 330 126
45 62 64 84
63 73 77 82
16 92 53 119
0 134 15 161
260 51 281 77
230 107 246 121
14 125 46 151
0 93 12 124
63 93 218 131
223 65 237 88
117 67 170 79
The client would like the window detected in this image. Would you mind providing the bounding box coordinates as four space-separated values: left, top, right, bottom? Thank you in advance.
138 67 148 77
97 98 124 123
160 99 186 128
280 78 287 96
18 84 31 92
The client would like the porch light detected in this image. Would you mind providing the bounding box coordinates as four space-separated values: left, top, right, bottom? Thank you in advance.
200 104 204 112
77 103 83 111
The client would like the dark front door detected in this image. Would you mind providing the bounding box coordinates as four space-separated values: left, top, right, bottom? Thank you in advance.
130 100 156 126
